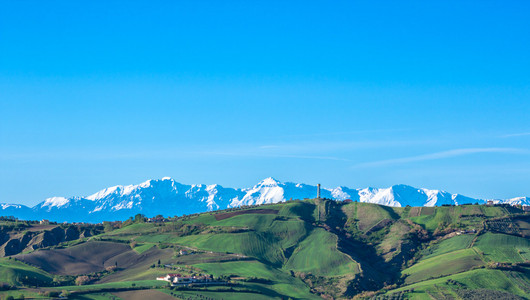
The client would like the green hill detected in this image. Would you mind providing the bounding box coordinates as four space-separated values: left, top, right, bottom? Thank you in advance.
1 200 529 299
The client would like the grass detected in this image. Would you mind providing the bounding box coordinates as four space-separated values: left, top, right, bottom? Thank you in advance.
169 216 312 267
194 261 280 280
2 201 529 300
421 234 475 259
134 233 180 244
409 207 456 231
105 223 155 236
378 220 411 260
482 206 510 217
133 244 155 254
278 201 316 221
284 228 359 276
475 232 530 263
182 213 217 225
402 248 484 284
392 268 529 299
52 280 168 292
194 261 318 299
0 257 53 286
174 232 285 266
111 289 175 300
0 290 49 299
168 290 274 300
355 203 395 232
214 214 278 231
70 293 119 300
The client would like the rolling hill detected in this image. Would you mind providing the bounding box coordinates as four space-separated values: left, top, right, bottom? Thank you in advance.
0 199 529 299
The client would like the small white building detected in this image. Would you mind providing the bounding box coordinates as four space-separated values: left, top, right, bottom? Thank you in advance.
156 273 179 284
156 274 212 285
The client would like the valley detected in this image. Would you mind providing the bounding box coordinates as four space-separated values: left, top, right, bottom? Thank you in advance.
0 199 529 299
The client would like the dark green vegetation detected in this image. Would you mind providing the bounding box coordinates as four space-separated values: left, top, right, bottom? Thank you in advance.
0 200 529 299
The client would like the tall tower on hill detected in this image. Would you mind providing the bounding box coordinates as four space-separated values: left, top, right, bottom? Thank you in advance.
317 184 321 199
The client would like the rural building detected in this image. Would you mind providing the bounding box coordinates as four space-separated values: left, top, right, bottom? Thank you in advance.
148 216 166 223
156 273 212 285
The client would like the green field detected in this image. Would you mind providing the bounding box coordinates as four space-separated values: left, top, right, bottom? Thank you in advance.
391 268 530 299
1 200 529 299
403 248 484 284
0 258 53 286
284 228 359 276
475 233 530 263
194 261 317 299
421 234 475 259
133 243 155 254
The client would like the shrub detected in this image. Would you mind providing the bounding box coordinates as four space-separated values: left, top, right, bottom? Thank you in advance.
75 275 90 286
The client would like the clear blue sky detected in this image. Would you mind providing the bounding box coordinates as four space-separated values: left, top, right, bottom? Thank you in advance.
1 1 530 206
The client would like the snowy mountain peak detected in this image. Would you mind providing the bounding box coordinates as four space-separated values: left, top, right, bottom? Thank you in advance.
1 203 27 210
42 197 70 208
257 177 281 186
504 197 530 206
1 177 528 223
86 185 123 201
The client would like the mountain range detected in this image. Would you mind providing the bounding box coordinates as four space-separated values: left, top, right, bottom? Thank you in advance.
1 177 529 223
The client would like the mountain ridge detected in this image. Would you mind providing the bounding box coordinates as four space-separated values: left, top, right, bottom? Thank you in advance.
1 177 529 223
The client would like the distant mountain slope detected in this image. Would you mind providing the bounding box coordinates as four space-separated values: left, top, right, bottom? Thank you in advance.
1 177 528 223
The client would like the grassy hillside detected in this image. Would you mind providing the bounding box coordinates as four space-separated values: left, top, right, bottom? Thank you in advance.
0 258 53 286
1 200 529 299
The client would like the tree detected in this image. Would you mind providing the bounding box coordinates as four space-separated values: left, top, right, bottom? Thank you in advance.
103 221 114 232
122 217 133 227
75 275 90 286
134 214 146 223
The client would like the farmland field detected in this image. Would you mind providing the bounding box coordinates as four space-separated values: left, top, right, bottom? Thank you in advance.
475 233 530 263
421 234 475 259
403 248 484 284
1 200 529 299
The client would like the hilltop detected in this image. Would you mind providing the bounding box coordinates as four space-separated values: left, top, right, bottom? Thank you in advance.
0 199 529 299
1 177 529 223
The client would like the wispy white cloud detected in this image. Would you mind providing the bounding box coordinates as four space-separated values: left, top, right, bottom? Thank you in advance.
354 148 529 168
502 132 530 138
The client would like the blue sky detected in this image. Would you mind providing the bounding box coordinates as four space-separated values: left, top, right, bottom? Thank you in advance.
1 1 530 206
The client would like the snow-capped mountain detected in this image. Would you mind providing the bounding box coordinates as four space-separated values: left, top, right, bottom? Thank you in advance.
1 177 528 223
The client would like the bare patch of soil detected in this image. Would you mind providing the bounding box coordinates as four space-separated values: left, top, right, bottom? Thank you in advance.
15 241 171 276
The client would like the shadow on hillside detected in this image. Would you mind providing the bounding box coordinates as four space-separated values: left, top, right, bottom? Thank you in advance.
323 201 400 295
